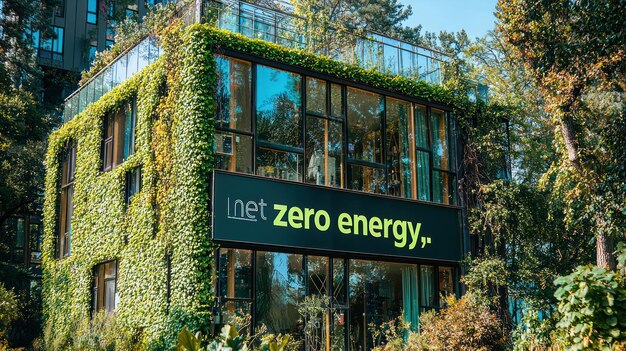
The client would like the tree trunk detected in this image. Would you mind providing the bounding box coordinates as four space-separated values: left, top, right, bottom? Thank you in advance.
560 115 617 270
597 231 616 270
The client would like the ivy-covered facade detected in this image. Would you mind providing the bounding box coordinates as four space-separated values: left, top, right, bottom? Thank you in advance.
43 23 488 350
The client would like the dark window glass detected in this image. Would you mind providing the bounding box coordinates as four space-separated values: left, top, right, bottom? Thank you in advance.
87 0 97 24
347 87 383 164
414 105 428 149
216 56 252 132
305 116 343 187
123 98 137 159
306 77 326 115
332 258 347 306
431 109 449 170
330 83 343 118
102 97 135 171
438 266 455 307
215 132 253 174
255 251 304 338
125 167 142 204
58 142 76 258
93 261 117 313
256 147 302 181
348 164 386 194
307 256 329 296
256 65 302 147
349 260 418 349
219 249 252 299
386 97 413 198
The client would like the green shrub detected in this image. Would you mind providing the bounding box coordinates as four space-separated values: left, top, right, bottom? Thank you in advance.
553 264 626 350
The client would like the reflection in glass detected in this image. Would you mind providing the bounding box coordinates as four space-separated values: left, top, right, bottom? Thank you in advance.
216 56 252 132
256 252 304 338
306 77 326 115
256 148 302 181
305 116 343 187
308 256 329 296
256 65 302 147
414 105 428 149
347 88 383 163
438 266 455 307
432 171 455 205
332 258 347 306
349 260 418 350
386 98 413 198
215 132 253 174
416 151 430 201
330 83 343 118
349 164 386 194
431 109 449 170
219 248 252 299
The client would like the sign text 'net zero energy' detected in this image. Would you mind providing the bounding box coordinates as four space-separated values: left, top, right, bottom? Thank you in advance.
212 171 462 261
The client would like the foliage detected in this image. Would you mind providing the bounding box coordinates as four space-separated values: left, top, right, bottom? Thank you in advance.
0 284 18 343
411 293 508 351
297 295 330 351
176 324 293 351
553 265 626 350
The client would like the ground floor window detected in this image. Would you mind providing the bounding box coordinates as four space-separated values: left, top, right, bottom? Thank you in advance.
215 248 458 350
93 260 118 313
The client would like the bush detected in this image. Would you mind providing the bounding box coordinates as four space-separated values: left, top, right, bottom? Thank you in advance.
409 293 508 351
553 264 626 350
0 283 18 346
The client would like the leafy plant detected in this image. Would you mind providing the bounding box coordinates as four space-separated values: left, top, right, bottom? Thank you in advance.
553 265 626 350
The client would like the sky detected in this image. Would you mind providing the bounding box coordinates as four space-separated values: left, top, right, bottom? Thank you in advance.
400 0 498 40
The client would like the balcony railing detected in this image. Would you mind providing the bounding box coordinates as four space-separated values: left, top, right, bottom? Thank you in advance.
63 0 448 123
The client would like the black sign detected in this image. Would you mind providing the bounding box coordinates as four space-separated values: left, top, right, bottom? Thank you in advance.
212 171 462 262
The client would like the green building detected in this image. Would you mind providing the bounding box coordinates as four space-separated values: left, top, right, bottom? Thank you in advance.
43 1 487 349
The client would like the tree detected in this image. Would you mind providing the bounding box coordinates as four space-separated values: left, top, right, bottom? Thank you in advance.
496 0 626 269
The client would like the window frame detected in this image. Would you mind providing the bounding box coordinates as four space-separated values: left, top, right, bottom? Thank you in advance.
101 97 137 172
87 0 98 24
58 141 76 258
92 260 118 314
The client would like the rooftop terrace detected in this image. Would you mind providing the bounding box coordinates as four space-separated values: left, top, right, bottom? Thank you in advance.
63 0 450 123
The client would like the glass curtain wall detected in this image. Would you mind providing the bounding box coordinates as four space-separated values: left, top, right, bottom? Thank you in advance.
214 55 458 205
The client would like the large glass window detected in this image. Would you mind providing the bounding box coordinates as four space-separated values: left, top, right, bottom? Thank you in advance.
256 64 302 147
218 248 253 324
347 88 383 164
101 97 136 171
58 141 76 258
431 109 456 204
386 97 414 198
256 251 304 338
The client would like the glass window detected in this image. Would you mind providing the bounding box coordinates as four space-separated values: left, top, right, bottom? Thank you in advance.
93 260 117 313
330 83 343 118
347 87 383 164
306 77 326 115
348 164 386 194
123 98 137 159
256 147 302 181
215 132 253 174
219 249 252 299
256 251 304 337
431 109 449 170
419 265 436 311
332 258 347 306
87 0 97 24
433 171 455 205
256 64 302 147
58 142 76 258
305 116 343 187
216 56 252 132
386 98 413 198
349 260 418 350
102 97 134 171
416 151 431 201
414 105 428 149
125 167 142 204
307 256 329 296
438 267 455 307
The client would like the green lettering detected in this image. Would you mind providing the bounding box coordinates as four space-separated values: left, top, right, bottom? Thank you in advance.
353 214 368 235
273 204 288 227
338 213 352 234
315 210 330 231
384 218 393 238
304 208 315 229
393 220 407 248
369 217 382 237
408 222 421 250
288 206 303 229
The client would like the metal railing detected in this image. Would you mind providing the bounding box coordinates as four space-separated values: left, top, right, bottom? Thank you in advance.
63 0 448 123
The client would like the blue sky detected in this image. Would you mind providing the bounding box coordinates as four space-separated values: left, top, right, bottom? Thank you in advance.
400 0 498 40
